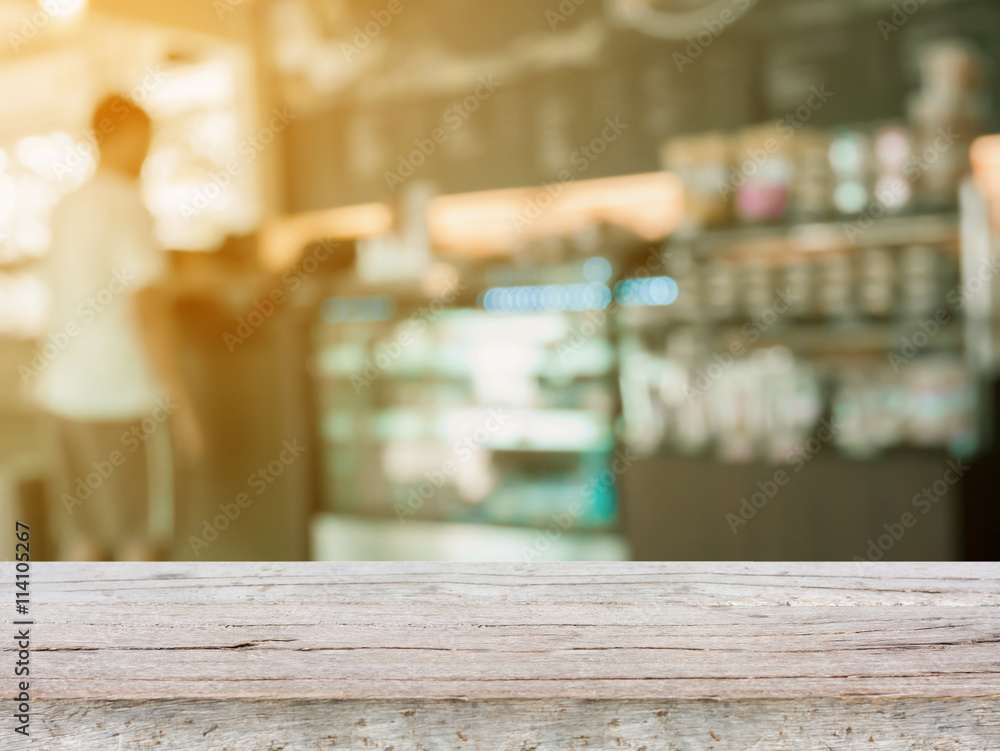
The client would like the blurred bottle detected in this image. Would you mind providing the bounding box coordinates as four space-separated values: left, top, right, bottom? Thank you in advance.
663 244 702 323
791 129 833 221
741 261 775 320
829 128 872 216
779 260 815 321
902 356 976 454
815 254 855 322
907 41 986 210
701 261 738 321
873 123 914 214
661 132 733 229
857 247 896 320
897 244 949 321
734 125 793 224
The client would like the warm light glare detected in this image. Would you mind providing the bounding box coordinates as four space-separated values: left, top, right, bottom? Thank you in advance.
971 135 1000 191
0 272 48 337
40 0 88 20
428 172 685 255
261 203 394 272
15 132 94 184
971 134 1000 233
0 175 15 225
141 61 235 118
0 132 93 264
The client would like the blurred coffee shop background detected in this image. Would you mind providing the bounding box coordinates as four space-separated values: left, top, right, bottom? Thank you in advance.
1 0 1000 562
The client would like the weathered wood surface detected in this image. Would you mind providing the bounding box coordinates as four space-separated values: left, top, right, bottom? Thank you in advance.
2 562 999 750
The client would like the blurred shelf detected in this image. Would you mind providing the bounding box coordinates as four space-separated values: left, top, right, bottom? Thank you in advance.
679 213 960 258
320 476 618 530
315 371 618 382
621 317 965 354
321 407 614 451
733 323 964 354
311 514 628 562
313 339 617 380
645 444 962 465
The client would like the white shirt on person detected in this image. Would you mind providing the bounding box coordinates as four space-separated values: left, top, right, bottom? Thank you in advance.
35 169 166 422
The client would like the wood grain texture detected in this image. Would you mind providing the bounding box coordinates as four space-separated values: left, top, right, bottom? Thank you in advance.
2 562 999 750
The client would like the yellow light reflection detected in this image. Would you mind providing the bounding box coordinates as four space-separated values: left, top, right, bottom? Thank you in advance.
260 203 394 272
427 172 685 256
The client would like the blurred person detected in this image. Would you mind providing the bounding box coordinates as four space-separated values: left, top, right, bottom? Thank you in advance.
34 95 202 561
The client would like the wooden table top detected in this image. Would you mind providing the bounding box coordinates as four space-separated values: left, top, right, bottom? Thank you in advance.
3 561 999 749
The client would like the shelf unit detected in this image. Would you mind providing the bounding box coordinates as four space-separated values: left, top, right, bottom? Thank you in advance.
308 289 623 545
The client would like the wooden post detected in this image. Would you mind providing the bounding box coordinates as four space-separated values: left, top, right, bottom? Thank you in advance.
2 562 999 749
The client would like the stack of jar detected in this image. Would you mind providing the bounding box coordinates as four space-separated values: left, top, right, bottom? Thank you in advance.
658 244 957 325
661 42 986 229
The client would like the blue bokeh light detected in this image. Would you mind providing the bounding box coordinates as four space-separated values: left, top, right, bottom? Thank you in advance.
583 256 613 284
480 283 612 315
613 277 679 307
321 295 397 323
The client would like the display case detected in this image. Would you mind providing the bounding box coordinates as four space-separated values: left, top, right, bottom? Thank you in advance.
309 270 629 560
614 211 981 561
